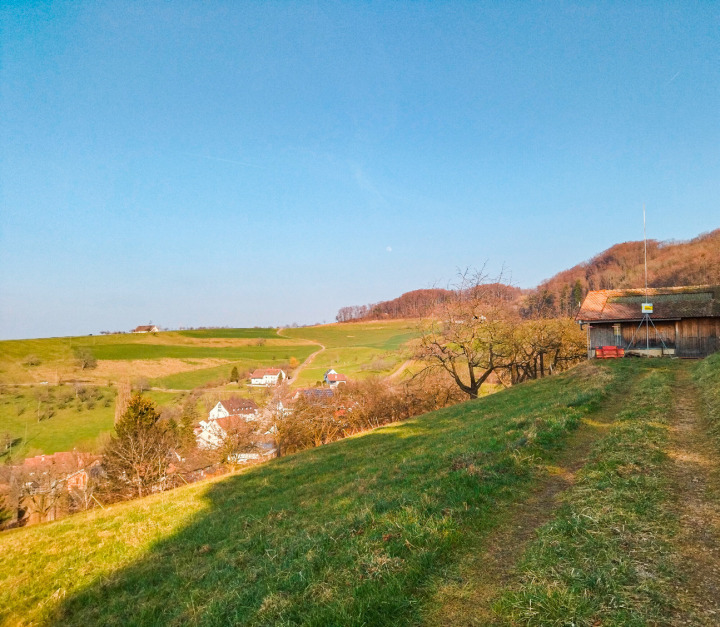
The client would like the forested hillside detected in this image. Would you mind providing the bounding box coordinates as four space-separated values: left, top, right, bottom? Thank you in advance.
338 229 720 321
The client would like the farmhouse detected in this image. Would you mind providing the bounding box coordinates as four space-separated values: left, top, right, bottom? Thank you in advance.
208 397 259 421
324 369 348 387
576 285 720 358
249 368 286 386
132 325 159 333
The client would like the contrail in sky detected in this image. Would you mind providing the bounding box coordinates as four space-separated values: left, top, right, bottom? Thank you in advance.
665 71 681 86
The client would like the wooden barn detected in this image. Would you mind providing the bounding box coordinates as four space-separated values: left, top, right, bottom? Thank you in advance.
576 285 720 358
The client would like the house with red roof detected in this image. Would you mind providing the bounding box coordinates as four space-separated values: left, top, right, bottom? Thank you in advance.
324 369 348 388
249 368 286 386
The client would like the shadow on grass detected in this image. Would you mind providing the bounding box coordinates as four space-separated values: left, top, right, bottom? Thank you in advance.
48 367 622 626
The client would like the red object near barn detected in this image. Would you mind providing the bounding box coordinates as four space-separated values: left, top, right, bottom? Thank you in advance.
595 346 625 359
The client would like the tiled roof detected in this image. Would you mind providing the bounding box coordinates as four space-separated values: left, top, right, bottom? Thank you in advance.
326 373 348 382
250 368 283 378
576 285 720 322
219 397 259 415
214 415 250 433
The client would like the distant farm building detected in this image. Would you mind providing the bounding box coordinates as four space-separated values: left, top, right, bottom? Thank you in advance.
208 397 259 421
576 285 720 358
132 325 159 333
323 369 348 387
249 368 286 386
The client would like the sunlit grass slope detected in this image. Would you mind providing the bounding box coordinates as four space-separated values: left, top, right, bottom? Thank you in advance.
0 361 618 626
0 329 314 385
282 320 419 385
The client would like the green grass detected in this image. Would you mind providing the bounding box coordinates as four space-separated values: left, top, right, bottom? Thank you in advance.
0 361 618 625
496 360 679 626
75 343 316 362
282 320 419 350
177 328 280 339
0 386 189 461
694 351 720 444
284 321 419 386
151 361 256 390
0 386 117 460
293 347 405 386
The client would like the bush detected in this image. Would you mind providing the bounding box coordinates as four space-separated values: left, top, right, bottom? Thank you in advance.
22 355 41 367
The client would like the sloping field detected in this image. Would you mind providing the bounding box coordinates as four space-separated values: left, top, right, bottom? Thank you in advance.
282 320 419 385
0 330 315 385
3 358 718 625
0 361 618 625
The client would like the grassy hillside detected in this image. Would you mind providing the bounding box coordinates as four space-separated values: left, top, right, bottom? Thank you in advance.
0 360 618 625
282 320 419 385
0 323 420 460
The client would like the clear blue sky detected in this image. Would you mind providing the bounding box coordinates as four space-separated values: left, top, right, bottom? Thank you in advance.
1 2 718 339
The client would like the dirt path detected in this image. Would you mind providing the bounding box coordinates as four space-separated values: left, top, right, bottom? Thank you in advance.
666 368 720 626
424 380 632 626
388 358 415 380
276 328 325 383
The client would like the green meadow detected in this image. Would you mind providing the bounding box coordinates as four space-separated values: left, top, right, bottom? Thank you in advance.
0 385 116 460
0 360 619 625
78 342 315 362
283 321 419 386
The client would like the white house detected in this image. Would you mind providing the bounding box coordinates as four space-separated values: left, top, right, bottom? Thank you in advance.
208 397 259 421
132 325 159 333
324 369 348 388
195 417 276 462
249 368 286 386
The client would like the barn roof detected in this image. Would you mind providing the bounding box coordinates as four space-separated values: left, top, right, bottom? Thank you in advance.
576 285 720 323
219 397 259 415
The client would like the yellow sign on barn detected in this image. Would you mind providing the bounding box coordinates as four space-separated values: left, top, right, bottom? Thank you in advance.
641 303 653 314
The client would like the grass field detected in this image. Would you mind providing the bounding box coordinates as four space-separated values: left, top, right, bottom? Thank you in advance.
0 359 619 625
0 385 116 460
496 362 679 625
283 321 419 386
0 323 421 460
177 328 280 339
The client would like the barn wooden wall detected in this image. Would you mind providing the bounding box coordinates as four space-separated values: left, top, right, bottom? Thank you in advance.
589 317 720 357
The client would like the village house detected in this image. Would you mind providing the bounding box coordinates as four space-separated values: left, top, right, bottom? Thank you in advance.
18 451 102 524
194 416 276 461
323 369 348 388
131 325 159 333
249 368 286 386
207 397 259 421
576 285 720 358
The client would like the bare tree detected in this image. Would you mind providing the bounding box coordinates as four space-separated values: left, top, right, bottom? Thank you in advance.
415 269 518 399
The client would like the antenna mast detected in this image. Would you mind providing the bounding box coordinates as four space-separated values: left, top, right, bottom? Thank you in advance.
644 205 649 354
644 204 648 300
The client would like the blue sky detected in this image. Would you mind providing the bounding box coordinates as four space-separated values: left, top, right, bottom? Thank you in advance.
1 2 718 339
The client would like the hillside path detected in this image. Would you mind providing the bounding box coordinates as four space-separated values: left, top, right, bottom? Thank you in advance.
276 328 325 383
388 358 415 380
666 367 720 625
423 374 634 626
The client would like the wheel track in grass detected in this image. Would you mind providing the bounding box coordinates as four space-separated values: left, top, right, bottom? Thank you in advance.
423 365 640 626
666 367 720 626
276 328 325 384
